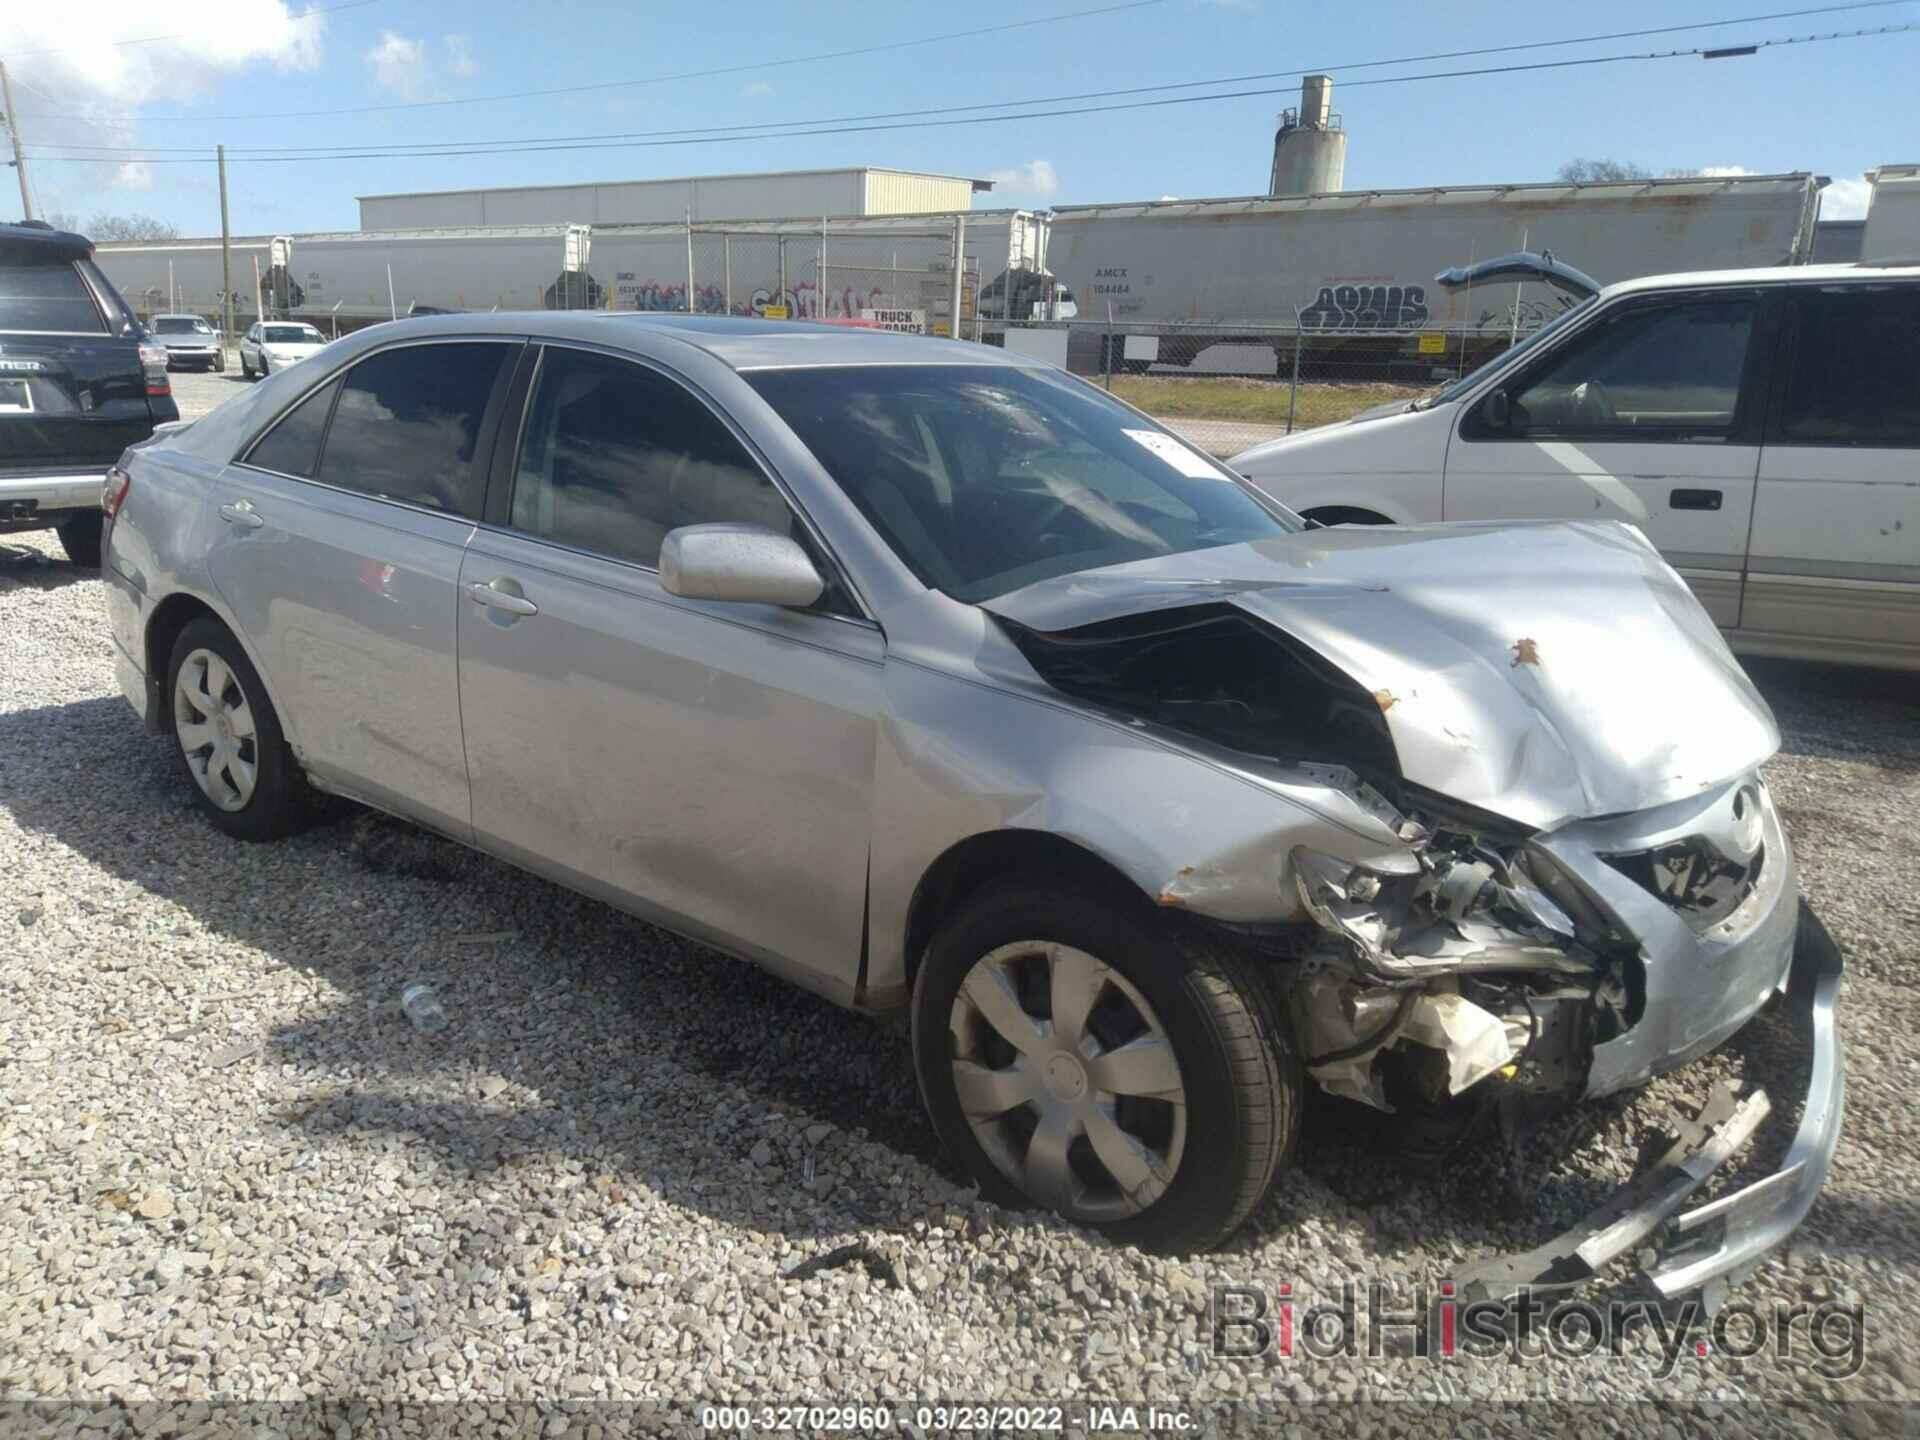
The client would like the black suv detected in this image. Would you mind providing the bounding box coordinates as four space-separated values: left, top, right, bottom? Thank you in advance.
1 220 179 567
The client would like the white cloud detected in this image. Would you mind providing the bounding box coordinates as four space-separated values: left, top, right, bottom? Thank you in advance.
364 30 438 101
1 2 325 106
1694 165 1754 178
444 33 477 79
1 2 330 221
111 161 153 191
742 80 774 97
987 159 1060 200
1158 194 1181 202
1822 176 1873 221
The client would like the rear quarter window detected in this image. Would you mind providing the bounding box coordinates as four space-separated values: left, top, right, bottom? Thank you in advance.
0 260 107 334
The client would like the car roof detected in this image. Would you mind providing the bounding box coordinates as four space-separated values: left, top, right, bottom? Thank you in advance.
325 311 1046 373
1600 260 1920 299
0 221 93 262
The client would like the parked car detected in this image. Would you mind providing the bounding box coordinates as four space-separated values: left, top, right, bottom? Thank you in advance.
1231 257 1920 671
238 320 327 379
100 315 1840 1292
147 313 226 372
0 219 177 567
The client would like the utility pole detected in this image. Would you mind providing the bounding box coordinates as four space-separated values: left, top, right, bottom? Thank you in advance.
217 144 233 345
1 62 35 221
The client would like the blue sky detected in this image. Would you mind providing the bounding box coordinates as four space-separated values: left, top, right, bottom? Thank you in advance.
4 0 1912 235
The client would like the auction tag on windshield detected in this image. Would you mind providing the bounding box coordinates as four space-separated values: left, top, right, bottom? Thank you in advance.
1123 428 1223 479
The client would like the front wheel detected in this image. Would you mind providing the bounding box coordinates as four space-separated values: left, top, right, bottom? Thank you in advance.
240 352 254 379
166 618 315 841
912 882 1299 1252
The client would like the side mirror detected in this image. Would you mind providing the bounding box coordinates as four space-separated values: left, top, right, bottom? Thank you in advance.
659 522 824 608
1483 388 1513 432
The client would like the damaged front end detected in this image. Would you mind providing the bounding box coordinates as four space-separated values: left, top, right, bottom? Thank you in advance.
1288 821 1629 1115
986 533 1841 1306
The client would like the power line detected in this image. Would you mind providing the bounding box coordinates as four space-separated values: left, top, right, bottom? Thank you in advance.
19 0 1913 155
2 0 381 60
24 22 1918 167
12 0 1171 124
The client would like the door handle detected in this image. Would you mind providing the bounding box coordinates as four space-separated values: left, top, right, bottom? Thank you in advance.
1669 488 1723 511
466 580 539 617
217 500 265 529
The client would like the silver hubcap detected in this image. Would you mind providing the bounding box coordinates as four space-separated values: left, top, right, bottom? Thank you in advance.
174 648 258 812
949 941 1187 1222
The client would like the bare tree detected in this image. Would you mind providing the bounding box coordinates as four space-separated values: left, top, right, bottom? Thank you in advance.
82 213 180 241
1555 158 1654 183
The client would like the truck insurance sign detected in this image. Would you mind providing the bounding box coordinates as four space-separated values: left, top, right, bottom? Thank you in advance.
859 308 927 334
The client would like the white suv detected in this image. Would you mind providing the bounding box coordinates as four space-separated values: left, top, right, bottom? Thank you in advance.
1233 259 1920 671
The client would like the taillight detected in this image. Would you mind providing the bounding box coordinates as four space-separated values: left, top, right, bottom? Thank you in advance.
138 340 170 397
102 466 132 518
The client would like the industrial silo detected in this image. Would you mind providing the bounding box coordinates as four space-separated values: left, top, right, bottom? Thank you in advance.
1269 75 1347 196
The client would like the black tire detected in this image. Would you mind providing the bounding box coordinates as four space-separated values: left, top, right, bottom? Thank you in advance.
1302 506 1392 527
55 511 103 567
241 353 254 379
257 355 269 380
165 617 315 841
912 880 1299 1253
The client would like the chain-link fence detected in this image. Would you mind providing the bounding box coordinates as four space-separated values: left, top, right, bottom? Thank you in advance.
991 318 1523 458
587 221 980 335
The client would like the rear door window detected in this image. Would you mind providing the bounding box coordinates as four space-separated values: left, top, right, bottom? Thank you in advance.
243 378 341 478
313 342 512 517
0 260 107 333
1776 286 1920 447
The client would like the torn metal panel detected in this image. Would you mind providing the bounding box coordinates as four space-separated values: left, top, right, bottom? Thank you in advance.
1454 1081 1770 1303
1455 903 1842 1312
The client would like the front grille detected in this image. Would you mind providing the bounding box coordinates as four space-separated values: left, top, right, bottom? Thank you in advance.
1603 837 1763 932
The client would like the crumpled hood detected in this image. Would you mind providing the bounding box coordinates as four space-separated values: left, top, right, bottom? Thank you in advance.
982 519 1779 831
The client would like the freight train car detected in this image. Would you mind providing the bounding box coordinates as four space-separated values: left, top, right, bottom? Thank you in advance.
1046 172 1824 376
94 210 1050 336
94 226 578 332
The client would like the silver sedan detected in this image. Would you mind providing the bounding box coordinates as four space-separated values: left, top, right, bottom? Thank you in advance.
99 314 1840 1289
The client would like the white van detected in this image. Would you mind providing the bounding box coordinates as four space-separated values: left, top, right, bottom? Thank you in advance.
1232 259 1920 671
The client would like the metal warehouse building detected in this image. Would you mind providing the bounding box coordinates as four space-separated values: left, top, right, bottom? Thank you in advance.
357 167 994 230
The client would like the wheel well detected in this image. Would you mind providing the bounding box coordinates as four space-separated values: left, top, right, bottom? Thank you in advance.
902 830 1147 990
145 593 221 692
1302 505 1393 527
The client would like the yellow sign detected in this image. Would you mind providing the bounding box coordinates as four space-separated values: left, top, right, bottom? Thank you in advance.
1417 332 1446 354
762 304 789 319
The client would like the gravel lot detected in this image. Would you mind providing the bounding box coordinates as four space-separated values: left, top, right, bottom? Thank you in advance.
2 390 1917 1430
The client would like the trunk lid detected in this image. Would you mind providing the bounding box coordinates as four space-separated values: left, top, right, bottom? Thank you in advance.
982 519 1779 830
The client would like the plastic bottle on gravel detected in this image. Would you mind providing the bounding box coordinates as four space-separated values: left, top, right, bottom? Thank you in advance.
399 982 448 1034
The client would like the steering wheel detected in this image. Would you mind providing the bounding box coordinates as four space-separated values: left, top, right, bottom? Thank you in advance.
1568 380 1619 428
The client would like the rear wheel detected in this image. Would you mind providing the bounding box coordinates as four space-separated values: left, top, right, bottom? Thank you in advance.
912 881 1299 1252
166 618 314 841
55 511 102 567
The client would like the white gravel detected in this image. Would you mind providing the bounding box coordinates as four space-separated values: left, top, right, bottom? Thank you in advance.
2 460 1917 1430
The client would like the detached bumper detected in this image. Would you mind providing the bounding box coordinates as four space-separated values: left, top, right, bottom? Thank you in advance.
1458 901 1844 1310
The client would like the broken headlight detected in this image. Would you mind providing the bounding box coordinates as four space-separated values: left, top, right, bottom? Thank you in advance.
1291 842 1594 980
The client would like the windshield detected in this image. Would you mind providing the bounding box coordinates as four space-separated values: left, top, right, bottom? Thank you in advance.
153 316 210 334
264 325 321 344
748 363 1299 602
1418 295 1596 408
